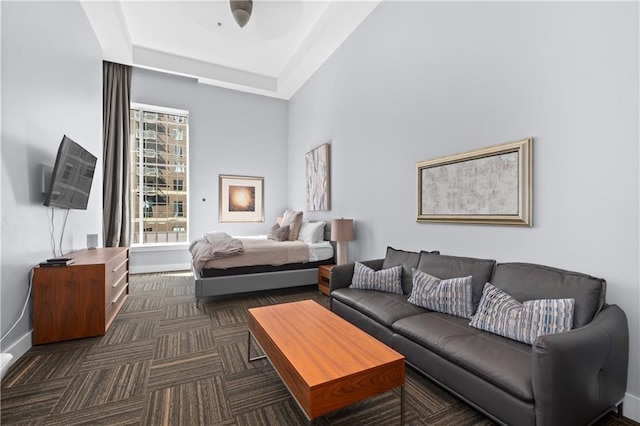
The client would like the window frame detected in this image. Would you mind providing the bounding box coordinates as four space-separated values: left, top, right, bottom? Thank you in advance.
130 102 190 247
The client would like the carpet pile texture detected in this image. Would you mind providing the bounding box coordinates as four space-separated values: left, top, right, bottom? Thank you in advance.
1 272 635 425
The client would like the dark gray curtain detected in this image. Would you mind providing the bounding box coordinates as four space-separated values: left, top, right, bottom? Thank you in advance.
103 61 132 247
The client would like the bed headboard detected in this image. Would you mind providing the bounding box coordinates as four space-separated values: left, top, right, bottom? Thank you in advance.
322 220 332 242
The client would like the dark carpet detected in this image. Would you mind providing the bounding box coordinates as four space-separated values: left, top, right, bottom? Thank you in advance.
0 272 636 425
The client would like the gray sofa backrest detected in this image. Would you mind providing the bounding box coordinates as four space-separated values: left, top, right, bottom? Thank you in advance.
417 252 496 312
491 262 606 328
381 247 421 294
382 246 440 294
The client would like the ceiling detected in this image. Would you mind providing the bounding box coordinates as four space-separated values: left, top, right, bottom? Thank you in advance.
81 1 380 99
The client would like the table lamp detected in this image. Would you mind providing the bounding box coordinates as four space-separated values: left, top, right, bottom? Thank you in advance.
331 219 354 265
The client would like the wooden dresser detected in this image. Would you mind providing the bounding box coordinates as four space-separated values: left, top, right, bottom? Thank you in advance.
32 247 129 345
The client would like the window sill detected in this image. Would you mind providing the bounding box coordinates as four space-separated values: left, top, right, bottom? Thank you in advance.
130 242 190 253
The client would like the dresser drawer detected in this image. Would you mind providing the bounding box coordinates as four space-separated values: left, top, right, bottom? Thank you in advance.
106 268 128 305
105 250 129 302
106 250 128 282
106 281 128 325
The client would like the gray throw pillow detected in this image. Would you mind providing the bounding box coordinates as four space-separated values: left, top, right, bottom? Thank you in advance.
349 262 403 294
469 283 575 345
267 223 289 241
281 210 303 241
408 269 474 319
417 252 496 313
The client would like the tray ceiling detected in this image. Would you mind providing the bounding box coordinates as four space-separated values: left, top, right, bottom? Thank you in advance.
82 1 380 99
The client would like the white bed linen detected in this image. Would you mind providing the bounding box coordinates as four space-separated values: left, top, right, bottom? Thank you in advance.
308 241 334 262
234 235 333 262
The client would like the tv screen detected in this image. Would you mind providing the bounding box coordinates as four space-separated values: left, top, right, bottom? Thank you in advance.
43 135 97 210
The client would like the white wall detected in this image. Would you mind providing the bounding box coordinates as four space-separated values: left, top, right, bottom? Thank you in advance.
1 2 103 360
288 1 640 419
130 68 289 272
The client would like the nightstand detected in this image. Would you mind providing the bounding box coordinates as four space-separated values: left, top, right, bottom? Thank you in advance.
317 264 335 296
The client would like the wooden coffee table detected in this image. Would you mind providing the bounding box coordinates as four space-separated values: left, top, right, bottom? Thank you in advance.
247 299 405 424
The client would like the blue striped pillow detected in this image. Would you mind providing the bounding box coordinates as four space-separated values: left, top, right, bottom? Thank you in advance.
349 262 403 294
469 283 575 345
407 269 474 319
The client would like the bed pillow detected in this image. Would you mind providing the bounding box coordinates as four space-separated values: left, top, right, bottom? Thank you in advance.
349 262 403 294
469 283 575 345
281 210 303 241
297 221 326 244
267 223 289 242
408 269 474 319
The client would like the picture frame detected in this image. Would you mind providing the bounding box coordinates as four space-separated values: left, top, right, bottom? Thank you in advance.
305 142 331 211
417 137 532 226
219 175 264 223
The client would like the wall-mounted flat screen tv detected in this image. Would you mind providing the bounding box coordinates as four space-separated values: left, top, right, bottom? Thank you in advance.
43 135 97 210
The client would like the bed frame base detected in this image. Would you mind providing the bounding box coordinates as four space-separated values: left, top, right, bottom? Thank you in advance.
194 266 319 298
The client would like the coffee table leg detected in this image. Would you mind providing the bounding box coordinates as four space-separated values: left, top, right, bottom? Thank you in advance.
400 384 405 425
247 331 266 362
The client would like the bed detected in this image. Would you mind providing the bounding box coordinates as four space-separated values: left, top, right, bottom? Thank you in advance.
190 223 334 299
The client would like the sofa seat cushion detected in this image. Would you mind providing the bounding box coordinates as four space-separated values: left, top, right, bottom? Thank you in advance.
392 312 533 402
331 288 426 327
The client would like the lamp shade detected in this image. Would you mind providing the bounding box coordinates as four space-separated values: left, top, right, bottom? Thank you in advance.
331 219 354 242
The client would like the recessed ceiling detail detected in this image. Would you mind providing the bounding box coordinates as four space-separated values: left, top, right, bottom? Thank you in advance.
81 1 380 99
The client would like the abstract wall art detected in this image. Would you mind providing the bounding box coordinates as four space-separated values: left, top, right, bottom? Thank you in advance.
417 138 532 226
306 143 331 211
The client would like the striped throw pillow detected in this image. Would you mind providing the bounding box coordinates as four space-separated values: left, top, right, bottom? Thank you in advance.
349 262 403 294
407 269 474 319
469 283 575 345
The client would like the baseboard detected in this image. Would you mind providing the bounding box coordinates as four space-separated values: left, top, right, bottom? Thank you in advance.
0 353 13 380
0 331 32 380
624 391 640 422
130 263 190 275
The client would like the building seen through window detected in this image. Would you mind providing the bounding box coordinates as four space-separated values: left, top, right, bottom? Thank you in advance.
130 105 189 244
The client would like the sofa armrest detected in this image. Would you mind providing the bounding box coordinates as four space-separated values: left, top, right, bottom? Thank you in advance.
532 304 628 426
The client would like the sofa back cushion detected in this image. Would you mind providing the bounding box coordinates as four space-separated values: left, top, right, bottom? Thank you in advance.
381 247 421 294
491 263 606 328
417 252 496 313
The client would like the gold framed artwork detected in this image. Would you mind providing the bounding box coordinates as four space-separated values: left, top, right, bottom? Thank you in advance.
305 143 331 211
219 175 264 223
417 137 532 226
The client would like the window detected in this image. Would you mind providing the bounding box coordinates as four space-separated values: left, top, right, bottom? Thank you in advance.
174 162 185 173
173 201 184 217
130 104 188 244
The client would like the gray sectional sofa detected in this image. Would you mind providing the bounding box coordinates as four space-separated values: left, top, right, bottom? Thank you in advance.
329 247 629 426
